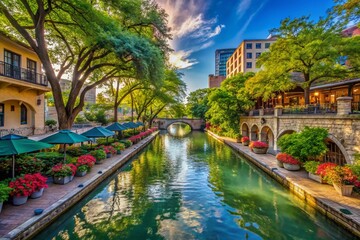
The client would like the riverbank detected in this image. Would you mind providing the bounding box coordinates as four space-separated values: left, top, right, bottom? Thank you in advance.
206 130 360 238
0 131 159 240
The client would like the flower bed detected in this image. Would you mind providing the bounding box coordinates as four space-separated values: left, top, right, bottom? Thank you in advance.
76 155 96 171
276 153 301 171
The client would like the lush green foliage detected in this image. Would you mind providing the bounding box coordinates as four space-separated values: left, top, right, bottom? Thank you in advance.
16 156 45 175
0 182 12 202
278 127 329 162
303 161 321 174
90 150 106 161
45 120 57 127
186 89 212 119
206 73 254 138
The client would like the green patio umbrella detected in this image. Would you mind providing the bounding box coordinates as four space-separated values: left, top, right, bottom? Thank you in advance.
40 130 90 161
0 134 53 178
106 122 127 139
81 126 115 144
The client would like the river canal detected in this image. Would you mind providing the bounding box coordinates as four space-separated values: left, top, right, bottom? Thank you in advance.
35 124 354 240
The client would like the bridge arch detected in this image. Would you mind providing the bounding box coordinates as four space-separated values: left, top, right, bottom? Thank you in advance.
324 134 351 165
166 121 193 131
153 118 204 131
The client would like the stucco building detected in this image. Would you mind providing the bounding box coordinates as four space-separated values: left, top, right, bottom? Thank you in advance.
226 36 276 77
0 33 50 137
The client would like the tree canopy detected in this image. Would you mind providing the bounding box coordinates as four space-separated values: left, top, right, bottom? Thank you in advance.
185 88 212 119
0 0 170 128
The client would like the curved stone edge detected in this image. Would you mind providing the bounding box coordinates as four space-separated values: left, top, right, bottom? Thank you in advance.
205 130 360 238
4 131 160 240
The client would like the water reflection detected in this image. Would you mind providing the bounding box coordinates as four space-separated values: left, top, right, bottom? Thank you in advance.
167 123 191 137
35 132 355 240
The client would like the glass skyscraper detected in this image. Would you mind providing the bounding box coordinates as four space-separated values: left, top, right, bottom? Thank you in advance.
215 48 236 76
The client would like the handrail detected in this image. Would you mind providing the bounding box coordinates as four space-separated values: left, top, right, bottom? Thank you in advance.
0 61 48 86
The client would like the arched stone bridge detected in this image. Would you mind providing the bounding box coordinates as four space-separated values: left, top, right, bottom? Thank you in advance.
153 118 205 130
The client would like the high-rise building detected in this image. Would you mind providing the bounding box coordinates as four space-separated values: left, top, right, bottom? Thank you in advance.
215 48 236 76
226 36 277 77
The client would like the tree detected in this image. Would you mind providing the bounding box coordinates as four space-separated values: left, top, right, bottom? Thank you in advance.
206 73 254 137
186 88 212 119
0 0 169 129
334 0 360 24
251 16 360 104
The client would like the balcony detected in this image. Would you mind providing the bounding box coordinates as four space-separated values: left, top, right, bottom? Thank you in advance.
0 61 48 87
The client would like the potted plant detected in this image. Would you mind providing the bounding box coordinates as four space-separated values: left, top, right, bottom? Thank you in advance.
0 183 12 212
9 175 34 205
241 136 250 146
51 163 75 185
76 155 96 177
90 149 106 164
102 145 116 158
324 165 357 196
30 173 48 199
276 153 301 171
304 161 324 183
250 141 268 154
112 142 125 154
315 162 338 184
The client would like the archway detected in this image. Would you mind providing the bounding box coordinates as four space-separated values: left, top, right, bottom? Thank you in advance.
167 122 192 137
277 129 296 141
260 126 274 153
241 123 249 137
323 135 351 165
250 124 259 141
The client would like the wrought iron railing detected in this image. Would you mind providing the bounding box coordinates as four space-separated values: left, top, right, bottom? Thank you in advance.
0 61 48 86
252 109 259 116
282 104 337 115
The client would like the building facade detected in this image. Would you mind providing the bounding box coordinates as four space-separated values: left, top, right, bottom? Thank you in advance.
226 36 276 77
208 74 226 88
0 34 50 136
215 48 236 76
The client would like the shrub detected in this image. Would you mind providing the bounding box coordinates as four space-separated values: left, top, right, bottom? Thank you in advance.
89 149 106 161
120 140 132 148
51 164 75 177
100 145 116 155
303 161 321 174
112 142 125 151
241 136 249 142
45 119 57 127
32 152 64 174
0 182 12 202
66 146 88 157
16 155 45 175
74 115 88 124
77 165 88 173
278 127 328 162
97 138 115 146
76 155 96 171
29 173 48 191
276 153 300 165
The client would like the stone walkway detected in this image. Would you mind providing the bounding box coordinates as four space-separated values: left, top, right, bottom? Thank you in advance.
206 131 360 238
0 132 158 240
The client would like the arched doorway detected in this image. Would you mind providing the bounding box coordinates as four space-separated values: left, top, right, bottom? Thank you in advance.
250 125 259 141
241 123 249 137
260 126 274 153
323 137 349 165
276 130 296 152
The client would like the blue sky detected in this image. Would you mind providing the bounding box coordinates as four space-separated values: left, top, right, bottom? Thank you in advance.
156 0 336 94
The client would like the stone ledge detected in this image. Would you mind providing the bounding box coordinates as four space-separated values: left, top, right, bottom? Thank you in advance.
3 132 159 240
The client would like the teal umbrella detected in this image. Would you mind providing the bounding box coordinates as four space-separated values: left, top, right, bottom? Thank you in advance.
40 130 90 161
135 121 144 126
106 123 127 139
0 134 53 178
82 126 115 138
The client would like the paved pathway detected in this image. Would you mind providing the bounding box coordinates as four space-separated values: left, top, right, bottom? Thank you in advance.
0 133 157 239
207 131 360 237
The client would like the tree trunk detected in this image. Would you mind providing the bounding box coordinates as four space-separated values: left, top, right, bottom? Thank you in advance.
114 105 118 122
304 86 310 105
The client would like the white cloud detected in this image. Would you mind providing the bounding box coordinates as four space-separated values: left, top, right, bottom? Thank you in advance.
156 0 223 69
237 0 252 20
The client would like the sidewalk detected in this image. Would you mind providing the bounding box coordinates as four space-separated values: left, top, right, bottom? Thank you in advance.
206 130 360 238
0 132 159 240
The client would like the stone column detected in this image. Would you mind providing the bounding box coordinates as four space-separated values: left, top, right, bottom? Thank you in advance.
259 109 264 116
337 97 352 115
274 105 283 117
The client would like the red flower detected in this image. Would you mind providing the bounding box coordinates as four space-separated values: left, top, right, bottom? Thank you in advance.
76 155 96 168
315 163 337 177
241 136 249 142
250 141 268 149
9 174 35 197
276 153 300 165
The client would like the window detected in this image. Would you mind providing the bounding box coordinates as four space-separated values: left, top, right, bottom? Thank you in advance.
27 59 37 82
20 104 27 125
256 52 261 58
246 62 252 68
246 53 252 59
4 50 21 79
246 43 252 49
256 43 261 49
265 43 271 48
0 104 4 127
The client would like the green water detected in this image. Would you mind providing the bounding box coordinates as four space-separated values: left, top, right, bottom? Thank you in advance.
35 125 354 240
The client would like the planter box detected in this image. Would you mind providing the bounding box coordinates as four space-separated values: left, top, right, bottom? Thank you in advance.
242 141 249 146
308 173 324 184
53 175 71 185
333 183 354 196
276 160 284 168
30 188 44 199
106 153 112 158
76 171 87 177
253 147 268 154
46 176 54 184
96 159 104 164
13 196 28 206
283 163 300 171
